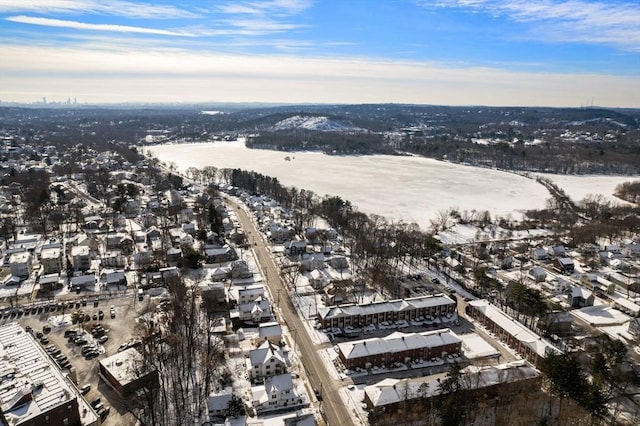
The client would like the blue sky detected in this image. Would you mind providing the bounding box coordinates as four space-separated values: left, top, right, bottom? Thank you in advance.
1 0 638 106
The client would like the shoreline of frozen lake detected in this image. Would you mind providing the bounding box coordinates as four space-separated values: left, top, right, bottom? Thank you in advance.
146 141 635 229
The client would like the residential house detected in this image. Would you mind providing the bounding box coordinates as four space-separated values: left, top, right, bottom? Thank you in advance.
529 266 547 283
624 243 640 258
204 245 238 264
101 269 127 287
554 257 574 274
236 298 272 324
285 241 307 256
231 261 252 279
83 215 108 232
207 389 234 419
237 285 265 305
40 247 63 274
211 266 232 281
159 266 180 284
539 311 573 336
251 373 305 414
299 253 325 272
182 222 196 236
247 340 288 382
200 281 227 303
70 273 96 290
322 282 350 306
38 273 60 293
70 245 91 271
533 247 549 262
9 252 32 278
256 322 282 346
166 247 182 263
552 245 566 257
308 270 328 290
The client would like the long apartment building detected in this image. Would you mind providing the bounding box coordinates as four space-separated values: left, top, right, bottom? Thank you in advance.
317 294 456 329
337 328 462 370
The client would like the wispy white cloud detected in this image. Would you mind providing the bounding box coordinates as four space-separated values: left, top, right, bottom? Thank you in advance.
0 0 199 19
213 0 313 38
431 0 640 51
218 0 314 17
6 16 194 37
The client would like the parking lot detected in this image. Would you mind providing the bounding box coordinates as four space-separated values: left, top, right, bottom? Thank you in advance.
1 292 155 426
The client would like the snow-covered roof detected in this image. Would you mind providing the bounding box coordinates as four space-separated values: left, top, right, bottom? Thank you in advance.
0 323 96 425
468 299 558 358
99 348 154 387
338 329 461 359
319 294 455 320
249 342 286 367
364 360 538 408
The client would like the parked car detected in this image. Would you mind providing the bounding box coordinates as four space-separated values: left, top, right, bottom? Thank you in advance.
97 335 109 344
98 310 104 320
98 406 110 420
109 306 116 319
42 325 51 334
90 398 101 408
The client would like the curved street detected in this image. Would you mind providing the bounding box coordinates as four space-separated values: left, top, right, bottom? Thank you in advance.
225 197 356 426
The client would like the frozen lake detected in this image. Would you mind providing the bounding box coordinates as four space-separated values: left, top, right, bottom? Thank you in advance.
147 141 632 228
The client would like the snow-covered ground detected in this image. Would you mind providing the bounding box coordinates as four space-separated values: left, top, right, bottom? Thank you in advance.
537 173 634 205
271 115 362 132
149 141 549 226
149 141 637 229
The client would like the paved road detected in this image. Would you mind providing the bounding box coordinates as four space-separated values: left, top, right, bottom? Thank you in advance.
226 197 356 426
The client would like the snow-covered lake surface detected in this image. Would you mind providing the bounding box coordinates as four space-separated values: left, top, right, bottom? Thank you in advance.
537 173 633 205
147 141 633 228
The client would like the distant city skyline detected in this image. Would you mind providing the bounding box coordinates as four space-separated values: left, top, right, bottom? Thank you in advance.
1 0 639 107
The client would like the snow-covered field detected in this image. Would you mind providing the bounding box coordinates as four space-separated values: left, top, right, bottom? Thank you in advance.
148 141 636 229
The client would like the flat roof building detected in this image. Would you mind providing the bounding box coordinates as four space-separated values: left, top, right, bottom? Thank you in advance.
0 323 97 426
99 348 158 397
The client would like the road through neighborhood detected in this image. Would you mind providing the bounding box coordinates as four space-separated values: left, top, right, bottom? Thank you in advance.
226 197 356 426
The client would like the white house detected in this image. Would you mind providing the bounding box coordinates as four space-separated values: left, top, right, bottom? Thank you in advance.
40 247 63 275
237 285 265 305
207 389 233 419
236 299 272 324
70 245 91 271
9 252 32 278
247 340 288 382
251 373 305 413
